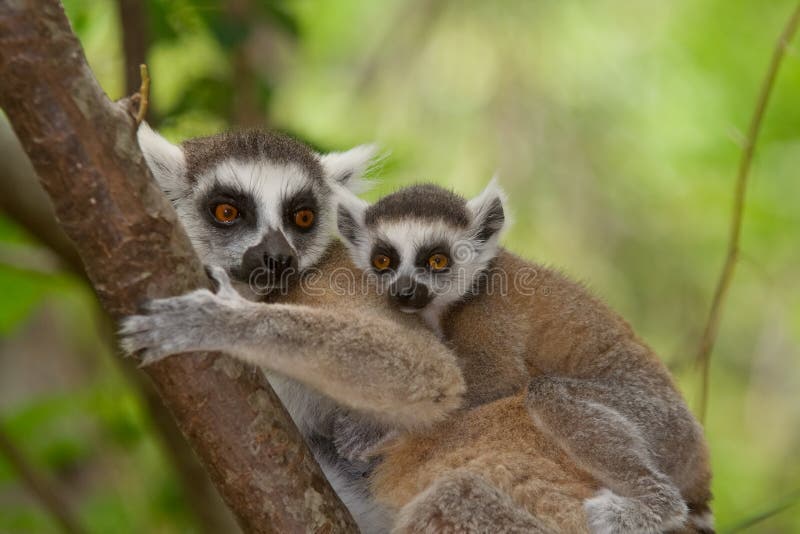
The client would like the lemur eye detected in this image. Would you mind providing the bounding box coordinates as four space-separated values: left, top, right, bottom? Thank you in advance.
294 209 315 229
428 253 449 271
213 203 239 224
372 254 391 271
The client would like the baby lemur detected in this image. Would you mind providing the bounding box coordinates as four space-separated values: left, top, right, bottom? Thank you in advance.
335 181 714 534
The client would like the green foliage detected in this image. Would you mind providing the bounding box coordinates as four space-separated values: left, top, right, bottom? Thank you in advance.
1 0 799 531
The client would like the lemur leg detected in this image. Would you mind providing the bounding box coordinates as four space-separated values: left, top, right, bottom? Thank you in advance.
119 266 465 430
525 375 688 534
392 470 555 534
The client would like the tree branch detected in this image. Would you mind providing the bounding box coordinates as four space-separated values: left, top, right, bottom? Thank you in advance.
695 2 800 422
0 1 356 532
0 115 239 534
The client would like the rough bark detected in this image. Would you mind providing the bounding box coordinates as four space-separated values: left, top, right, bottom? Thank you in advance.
0 1 356 532
1 60 239 534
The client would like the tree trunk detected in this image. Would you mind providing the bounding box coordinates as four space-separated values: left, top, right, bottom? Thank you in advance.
0 1 356 532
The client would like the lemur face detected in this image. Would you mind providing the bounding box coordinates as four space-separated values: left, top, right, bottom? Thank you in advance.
337 182 506 325
138 123 375 297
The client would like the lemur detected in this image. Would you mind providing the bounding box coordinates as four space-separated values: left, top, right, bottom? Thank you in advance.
334 181 714 534
124 124 470 532
121 126 604 532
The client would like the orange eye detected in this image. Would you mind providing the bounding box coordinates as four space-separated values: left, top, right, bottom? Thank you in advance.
428 253 449 271
294 209 315 229
213 203 239 224
372 254 391 271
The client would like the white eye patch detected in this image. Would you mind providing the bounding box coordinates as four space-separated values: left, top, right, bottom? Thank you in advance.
196 160 319 232
372 219 470 276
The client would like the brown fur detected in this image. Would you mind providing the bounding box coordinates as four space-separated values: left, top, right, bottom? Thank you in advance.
373 393 597 533
285 245 712 531
125 238 711 531
366 249 712 533
445 251 712 510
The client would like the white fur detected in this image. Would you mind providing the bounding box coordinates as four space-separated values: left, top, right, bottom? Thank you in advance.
317 458 390 534
197 159 311 230
319 144 380 193
265 372 391 533
689 510 715 532
584 488 688 534
137 122 187 200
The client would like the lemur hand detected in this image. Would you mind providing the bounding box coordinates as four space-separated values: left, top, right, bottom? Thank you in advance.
119 266 250 365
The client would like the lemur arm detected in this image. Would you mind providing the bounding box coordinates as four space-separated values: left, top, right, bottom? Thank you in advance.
120 267 465 430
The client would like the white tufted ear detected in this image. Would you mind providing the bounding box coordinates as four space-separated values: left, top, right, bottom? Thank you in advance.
333 184 370 250
319 144 380 194
137 122 188 200
466 177 508 244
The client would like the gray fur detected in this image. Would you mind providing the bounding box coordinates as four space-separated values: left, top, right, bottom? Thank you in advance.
365 184 470 228
121 266 463 427
182 129 323 183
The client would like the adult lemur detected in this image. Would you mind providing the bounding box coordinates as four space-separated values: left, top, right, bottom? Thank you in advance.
124 124 469 532
335 181 714 534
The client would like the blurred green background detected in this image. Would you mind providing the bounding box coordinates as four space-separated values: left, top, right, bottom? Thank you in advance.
1 0 799 532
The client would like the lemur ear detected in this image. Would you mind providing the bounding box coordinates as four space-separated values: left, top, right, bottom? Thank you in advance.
137 122 188 200
333 186 369 248
319 144 379 194
466 177 508 244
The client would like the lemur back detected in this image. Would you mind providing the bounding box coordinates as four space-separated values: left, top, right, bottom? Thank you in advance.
336 182 714 534
445 250 713 513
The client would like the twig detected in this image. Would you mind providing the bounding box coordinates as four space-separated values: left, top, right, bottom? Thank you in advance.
135 63 150 125
696 2 800 422
0 426 85 534
116 0 149 97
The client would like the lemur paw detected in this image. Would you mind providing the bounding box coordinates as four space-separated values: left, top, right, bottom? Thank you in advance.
118 265 248 365
584 488 688 534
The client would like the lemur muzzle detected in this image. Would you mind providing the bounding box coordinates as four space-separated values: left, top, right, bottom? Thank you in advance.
239 230 297 284
389 275 432 310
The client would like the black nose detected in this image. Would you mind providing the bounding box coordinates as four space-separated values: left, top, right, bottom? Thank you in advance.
265 253 295 276
389 276 431 309
237 229 297 285
394 285 415 302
